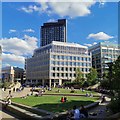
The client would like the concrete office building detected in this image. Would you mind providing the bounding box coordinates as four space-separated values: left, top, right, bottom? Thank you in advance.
26 41 91 87
2 66 25 83
89 42 120 79
0 46 2 81
40 19 67 47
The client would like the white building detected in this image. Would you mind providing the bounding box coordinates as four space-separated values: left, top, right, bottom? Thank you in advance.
26 41 92 87
89 42 120 79
2 66 25 83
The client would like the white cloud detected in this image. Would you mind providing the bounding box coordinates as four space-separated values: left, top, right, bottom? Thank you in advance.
84 43 92 47
47 19 56 22
84 42 97 47
19 1 96 18
0 35 38 56
2 53 25 67
19 5 41 13
23 29 35 33
9 29 17 33
87 32 114 40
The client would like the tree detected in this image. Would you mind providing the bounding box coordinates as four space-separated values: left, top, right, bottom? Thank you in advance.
86 68 98 85
75 68 83 83
107 56 120 113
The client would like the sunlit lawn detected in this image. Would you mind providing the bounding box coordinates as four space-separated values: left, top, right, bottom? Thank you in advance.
12 95 99 113
45 88 98 95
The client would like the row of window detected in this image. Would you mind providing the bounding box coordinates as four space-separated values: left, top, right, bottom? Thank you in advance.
51 67 89 72
51 61 91 66
51 73 86 77
51 55 91 61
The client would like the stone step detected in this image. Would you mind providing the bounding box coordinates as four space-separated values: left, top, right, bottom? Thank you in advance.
0 100 53 120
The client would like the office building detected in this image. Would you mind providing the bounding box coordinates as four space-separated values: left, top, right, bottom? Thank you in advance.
89 42 120 79
40 19 67 46
26 41 91 87
2 66 25 83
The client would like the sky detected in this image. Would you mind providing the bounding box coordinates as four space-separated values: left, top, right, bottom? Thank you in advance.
0 1 118 68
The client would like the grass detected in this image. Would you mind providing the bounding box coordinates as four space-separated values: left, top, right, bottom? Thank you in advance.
45 88 98 95
12 95 99 113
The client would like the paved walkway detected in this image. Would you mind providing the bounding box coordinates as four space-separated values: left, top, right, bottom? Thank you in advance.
1 87 32 99
88 96 112 118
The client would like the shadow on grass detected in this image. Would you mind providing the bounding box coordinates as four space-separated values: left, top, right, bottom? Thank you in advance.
33 100 94 113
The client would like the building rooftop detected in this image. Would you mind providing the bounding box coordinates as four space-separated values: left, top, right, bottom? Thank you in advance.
35 41 87 52
89 42 119 50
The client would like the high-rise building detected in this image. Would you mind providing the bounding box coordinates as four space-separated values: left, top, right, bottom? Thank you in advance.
0 46 2 81
89 42 120 79
40 19 67 47
26 41 91 87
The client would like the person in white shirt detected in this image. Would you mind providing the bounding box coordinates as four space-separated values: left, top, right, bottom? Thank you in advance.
73 105 80 120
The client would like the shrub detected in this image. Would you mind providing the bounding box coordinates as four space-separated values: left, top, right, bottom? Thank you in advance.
108 98 120 113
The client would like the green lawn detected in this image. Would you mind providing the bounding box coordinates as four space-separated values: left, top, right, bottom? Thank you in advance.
12 95 99 113
45 88 98 95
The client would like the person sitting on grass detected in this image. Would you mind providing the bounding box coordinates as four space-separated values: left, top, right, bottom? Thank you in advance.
61 97 64 103
72 105 80 120
64 96 67 102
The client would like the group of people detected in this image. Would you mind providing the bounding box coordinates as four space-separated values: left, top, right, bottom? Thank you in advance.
61 96 68 103
85 92 93 97
68 105 88 120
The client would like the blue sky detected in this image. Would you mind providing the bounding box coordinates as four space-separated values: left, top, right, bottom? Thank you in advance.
1 1 118 68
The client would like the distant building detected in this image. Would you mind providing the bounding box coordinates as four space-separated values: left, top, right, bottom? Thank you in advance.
89 42 120 79
26 41 91 87
0 46 2 81
40 19 67 47
2 66 25 83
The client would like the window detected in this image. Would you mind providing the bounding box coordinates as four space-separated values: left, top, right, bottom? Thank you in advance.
61 56 64 60
66 73 68 77
53 67 55 71
57 55 60 59
66 68 68 71
61 73 64 77
57 67 59 71
74 74 76 77
70 73 72 77
70 68 72 71
82 57 84 61
61 67 64 71
73 56 76 60
70 56 72 60
74 68 76 71
53 73 55 77
57 73 59 77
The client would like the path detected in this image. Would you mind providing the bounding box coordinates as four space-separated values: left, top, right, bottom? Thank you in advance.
88 95 112 119
1 87 32 99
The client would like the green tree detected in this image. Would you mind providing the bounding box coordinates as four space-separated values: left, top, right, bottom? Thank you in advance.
107 56 120 113
86 68 98 85
75 68 83 83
